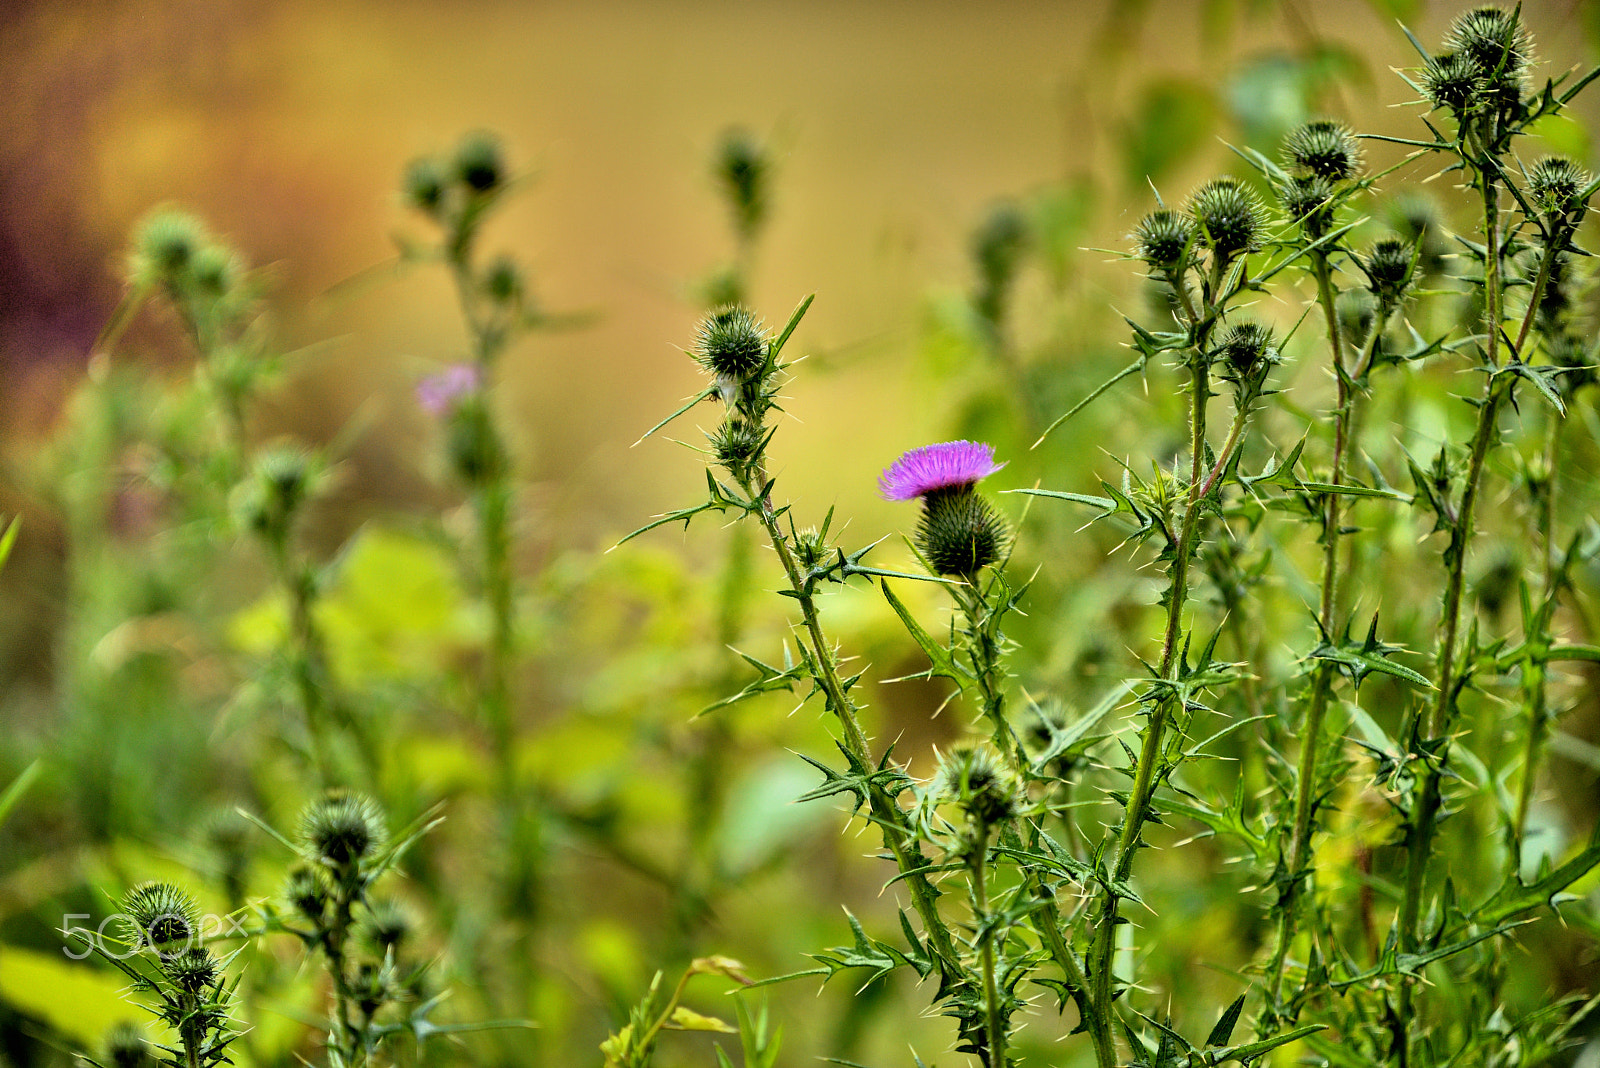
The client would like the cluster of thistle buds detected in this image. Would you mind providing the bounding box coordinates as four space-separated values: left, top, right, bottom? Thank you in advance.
694 307 781 484
281 791 425 1044
92 881 242 1068
1422 6 1534 143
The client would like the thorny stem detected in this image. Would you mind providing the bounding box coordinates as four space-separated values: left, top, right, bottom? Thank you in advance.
1396 163 1506 1067
736 461 964 975
950 579 1027 773
1513 414 1562 856
1087 336 1220 1063
970 826 1005 1068
1263 258 1392 1020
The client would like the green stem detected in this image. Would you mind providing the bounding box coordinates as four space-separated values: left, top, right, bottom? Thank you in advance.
970 826 1005 1068
951 579 1026 772
1086 350 1215 1062
1395 164 1505 1067
738 463 963 975
1263 257 1392 1021
1513 377 1565 860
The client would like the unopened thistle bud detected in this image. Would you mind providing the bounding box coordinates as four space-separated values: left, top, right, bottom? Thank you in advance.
403 156 446 214
484 256 525 305
284 864 328 923
189 243 242 297
935 747 1017 826
1132 209 1194 271
1278 175 1336 240
1282 120 1362 182
104 1024 157 1068
694 307 768 381
121 882 202 954
792 526 830 571
363 899 411 952
972 200 1029 327
708 415 765 475
130 210 206 289
1527 156 1591 236
1187 177 1266 261
1362 237 1416 309
1217 320 1278 399
166 947 219 993
455 132 504 194
299 790 387 872
1423 52 1482 113
1444 6 1531 86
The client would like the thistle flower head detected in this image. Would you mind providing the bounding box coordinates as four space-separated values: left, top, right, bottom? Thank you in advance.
1444 6 1532 84
916 489 1009 576
363 899 412 952
1132 209 1194 271
130 210 206 286
1186 177 1266 260
284 864 328 922
694 307 769 381
878 441 1004 501
1282 120 1362 182
417 363 483 417
121 882 201 953
299 790 388 871
1528 156 1591 233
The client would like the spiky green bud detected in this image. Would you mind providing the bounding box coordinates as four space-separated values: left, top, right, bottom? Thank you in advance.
916 488 1008 577
166 947 219 993
104 1024 157 1068
716 127 769 240
403 156 446 214
1282 120 1362 182
694 307 768 380
284 864 328 923
1132 209 1194 270
299 791 388 871
455 132 504 193
121 882 201 953
935 747 1017 826
1528 156 1591 235
1278 175 1336 239
1423 52 1481 113
1362 237 1416 308
1187 177 1266 261
1444 6 1531 85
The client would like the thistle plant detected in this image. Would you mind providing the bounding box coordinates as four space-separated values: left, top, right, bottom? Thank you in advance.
245 790 512 1068
630 7 1600 1067
65 883 243 1068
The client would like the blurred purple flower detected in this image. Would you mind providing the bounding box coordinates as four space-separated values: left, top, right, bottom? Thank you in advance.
879 440 1003 501
417 363 482 416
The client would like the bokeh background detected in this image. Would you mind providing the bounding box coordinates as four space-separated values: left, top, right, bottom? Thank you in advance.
8 1 1600 1066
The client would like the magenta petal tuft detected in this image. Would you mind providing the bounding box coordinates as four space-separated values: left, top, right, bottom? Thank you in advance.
878 441 1004 501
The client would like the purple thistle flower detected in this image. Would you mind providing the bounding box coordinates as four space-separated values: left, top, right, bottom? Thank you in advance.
879 440 1004 501
417 362 483 417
